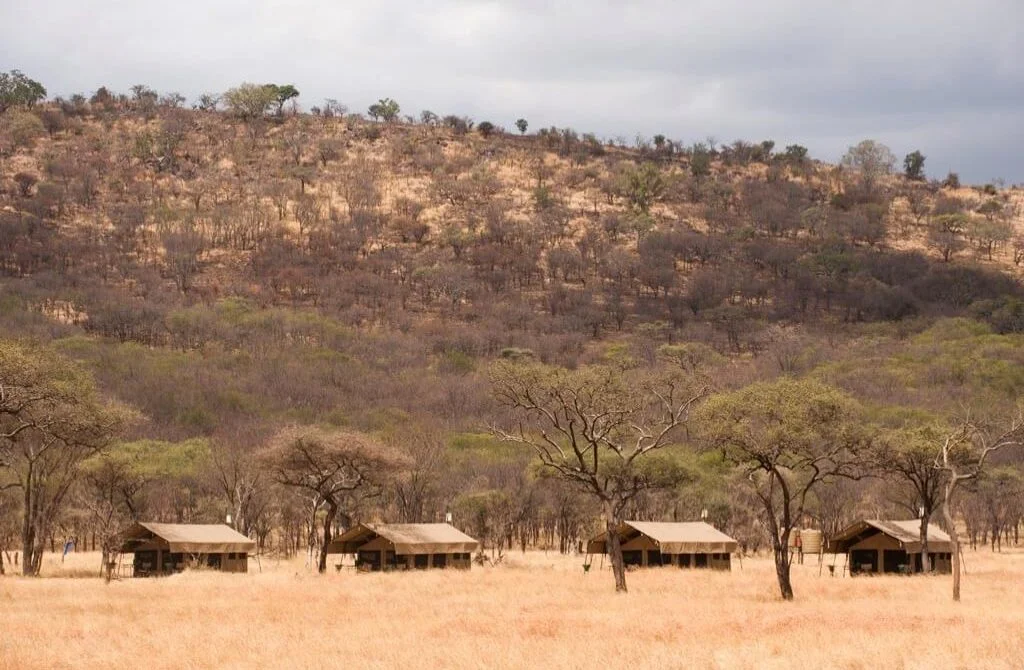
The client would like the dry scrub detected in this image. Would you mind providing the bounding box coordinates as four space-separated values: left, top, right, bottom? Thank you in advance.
2 549 1023 669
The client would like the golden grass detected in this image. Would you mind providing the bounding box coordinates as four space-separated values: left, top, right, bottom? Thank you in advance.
2 549 1023 669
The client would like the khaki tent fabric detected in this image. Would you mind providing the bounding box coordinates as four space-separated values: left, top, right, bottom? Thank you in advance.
587 521 738 555
829 519 953 553
327 523 480 555
121 522 256 554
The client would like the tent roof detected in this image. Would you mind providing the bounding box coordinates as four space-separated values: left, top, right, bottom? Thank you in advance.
829 519 952 553
121 522 256 554
327 523 480 555
587 521 738 554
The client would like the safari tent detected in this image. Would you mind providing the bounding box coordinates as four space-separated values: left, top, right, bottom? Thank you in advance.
828 519 953 575
119 522 256 577
586 521 738 570
326 523 479 571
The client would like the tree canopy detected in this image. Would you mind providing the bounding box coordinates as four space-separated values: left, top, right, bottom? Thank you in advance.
698 378 870 599
0 70 47 113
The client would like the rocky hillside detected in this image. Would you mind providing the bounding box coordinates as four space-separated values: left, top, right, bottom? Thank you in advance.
1 92 1023 437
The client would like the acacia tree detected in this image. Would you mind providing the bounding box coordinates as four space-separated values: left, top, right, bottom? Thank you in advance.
935 408 1024 601
0 341 124 575
698 378 870 600
76 437 211 578
873 421 948 572
489 362 708 593
368 98 400 122
223 83 276 121
621 162 666 215
904 150 926 180
79 449 145 580
268 84 299 116
0 70 47 113
261 427 409 573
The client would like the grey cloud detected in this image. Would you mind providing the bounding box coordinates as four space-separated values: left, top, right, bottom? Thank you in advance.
2 0 1021 182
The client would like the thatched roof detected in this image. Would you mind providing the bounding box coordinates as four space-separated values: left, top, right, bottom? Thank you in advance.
120 522 256 554
327 523 480 555
587 521 738 555
829 519 953 553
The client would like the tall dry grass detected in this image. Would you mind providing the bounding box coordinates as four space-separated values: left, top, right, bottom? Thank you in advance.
2 549 1023 669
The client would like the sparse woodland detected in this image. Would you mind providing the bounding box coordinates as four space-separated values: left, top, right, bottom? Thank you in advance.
1 77 1023 598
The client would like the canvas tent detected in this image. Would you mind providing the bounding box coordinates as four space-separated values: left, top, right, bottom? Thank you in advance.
828 519 953 575
119 522 256 576
326 523 480 571
586 521 738 570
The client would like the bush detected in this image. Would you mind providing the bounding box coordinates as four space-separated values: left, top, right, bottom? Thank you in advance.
477 121 496 138
0 109 45 152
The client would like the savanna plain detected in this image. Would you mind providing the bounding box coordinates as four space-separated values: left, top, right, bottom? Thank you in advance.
3 549 1023 669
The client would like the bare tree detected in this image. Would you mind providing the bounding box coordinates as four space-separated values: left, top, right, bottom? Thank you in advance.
490 362 707 592
161 220 205 293
874 423 948 572
389 430 447 523
935 407 1024 601
209 432 266 537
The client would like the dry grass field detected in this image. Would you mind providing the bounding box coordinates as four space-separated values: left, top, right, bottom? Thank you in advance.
2 549 1023 669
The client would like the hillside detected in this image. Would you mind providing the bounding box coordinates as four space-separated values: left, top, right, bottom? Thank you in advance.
2 89 1024 559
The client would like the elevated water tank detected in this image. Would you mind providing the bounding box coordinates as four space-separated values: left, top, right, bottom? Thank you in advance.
800 529 823 555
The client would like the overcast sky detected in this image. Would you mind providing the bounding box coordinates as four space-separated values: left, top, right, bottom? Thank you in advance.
3 0 1022 183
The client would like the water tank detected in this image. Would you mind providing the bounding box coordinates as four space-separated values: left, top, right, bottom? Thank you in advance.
800 529 823 555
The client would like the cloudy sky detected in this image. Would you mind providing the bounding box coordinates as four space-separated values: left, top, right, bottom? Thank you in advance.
3 0 1022 183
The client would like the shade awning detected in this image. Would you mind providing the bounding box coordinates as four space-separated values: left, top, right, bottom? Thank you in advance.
587 521 738 555
120 522 256 554
327 523 480 555
828 520 953 554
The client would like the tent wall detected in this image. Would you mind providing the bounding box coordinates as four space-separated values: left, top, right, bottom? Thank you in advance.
354 548 472 571
130 550 248 577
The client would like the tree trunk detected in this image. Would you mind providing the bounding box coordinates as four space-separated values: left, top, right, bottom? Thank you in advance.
318 502 337 574
21 482 42 576
941 487 961 602
919 515 931 573
773 537 794 600
604 504 627 593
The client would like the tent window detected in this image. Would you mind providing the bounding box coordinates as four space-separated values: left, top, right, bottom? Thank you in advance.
358 551 382 570
434 554 447 568
414 554 429 569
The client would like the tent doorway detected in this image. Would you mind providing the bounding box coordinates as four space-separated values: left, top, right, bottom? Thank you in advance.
850 549 878 574
883 549 910 574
